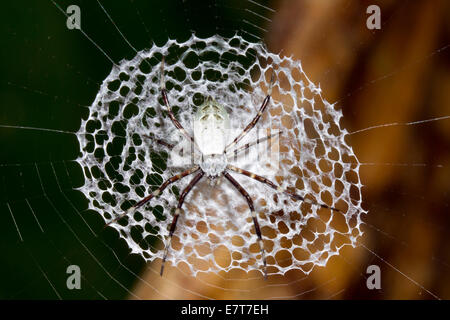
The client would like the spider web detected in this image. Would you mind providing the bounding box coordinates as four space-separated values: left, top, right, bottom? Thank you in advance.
1 0 449 299
76 33 363 278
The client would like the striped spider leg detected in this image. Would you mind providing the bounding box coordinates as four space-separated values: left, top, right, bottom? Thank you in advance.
217 164 341 279
222 171 268 280
160 57 197 147
105 166 200 227
226 130 282 162
143 134 174 149
160 170 205 276
224 71 275 153
227 164 342 213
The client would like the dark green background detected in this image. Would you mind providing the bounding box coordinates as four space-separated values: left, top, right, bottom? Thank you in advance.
0 0 271 299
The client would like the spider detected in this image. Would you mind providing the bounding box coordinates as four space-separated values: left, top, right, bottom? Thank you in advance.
108 58 341 280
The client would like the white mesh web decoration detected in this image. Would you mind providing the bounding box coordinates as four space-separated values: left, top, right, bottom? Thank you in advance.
76 34 366 277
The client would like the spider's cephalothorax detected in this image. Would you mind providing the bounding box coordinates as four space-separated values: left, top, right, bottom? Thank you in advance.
108 60 341 280
194 98 229 185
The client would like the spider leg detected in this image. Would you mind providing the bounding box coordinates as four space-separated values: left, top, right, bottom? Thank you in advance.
225 70 275 152
226 130 282 161
105 166 200 227
160 57 196 146
143 134 174 149
227 165 342 213
160 170 205 276
223 171 268 280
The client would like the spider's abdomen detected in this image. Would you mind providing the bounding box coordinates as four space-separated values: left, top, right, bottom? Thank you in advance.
193 99 230 156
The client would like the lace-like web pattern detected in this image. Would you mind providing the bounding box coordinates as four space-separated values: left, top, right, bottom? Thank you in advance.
77 34 365 277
